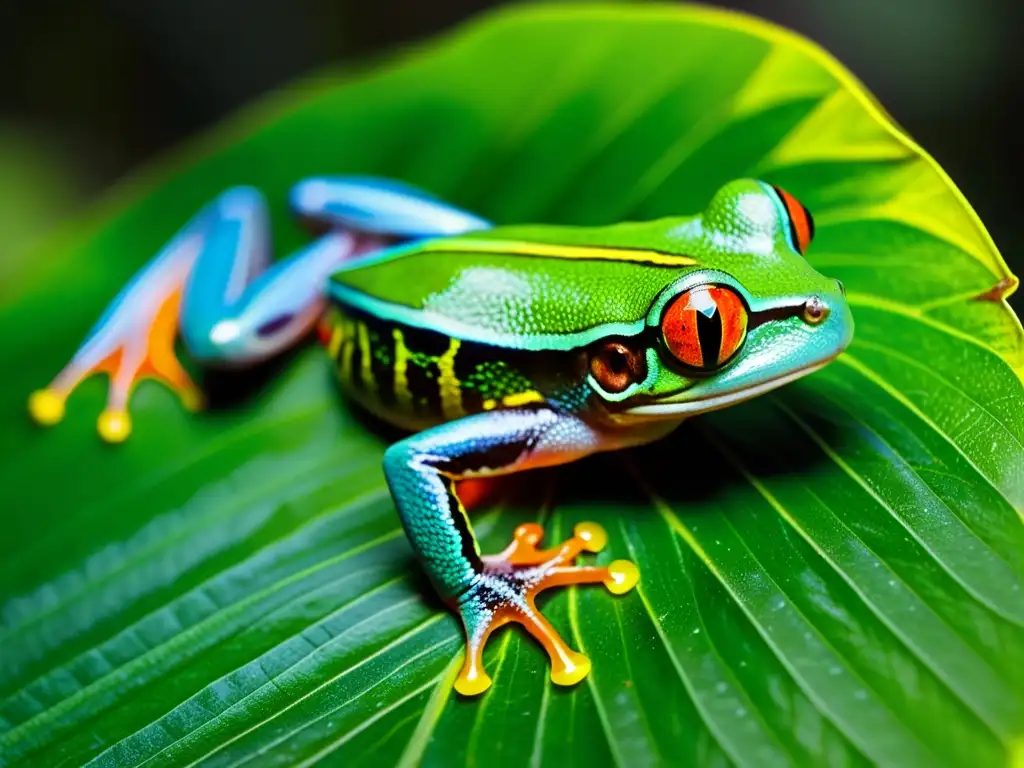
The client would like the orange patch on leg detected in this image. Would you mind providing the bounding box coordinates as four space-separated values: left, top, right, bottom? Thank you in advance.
456 477 501 511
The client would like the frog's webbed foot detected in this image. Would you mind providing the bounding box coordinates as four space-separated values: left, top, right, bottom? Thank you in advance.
29 252 202 443
454 521 639 696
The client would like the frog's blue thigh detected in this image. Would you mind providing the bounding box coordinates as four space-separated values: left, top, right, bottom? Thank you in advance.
182 179 491 364
179 186 356 366
289 176 491 237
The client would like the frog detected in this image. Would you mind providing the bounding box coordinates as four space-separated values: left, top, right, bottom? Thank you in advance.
28 176 853 696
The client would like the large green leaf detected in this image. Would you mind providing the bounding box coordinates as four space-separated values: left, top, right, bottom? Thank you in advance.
0 127 82 295
2 5 1022 766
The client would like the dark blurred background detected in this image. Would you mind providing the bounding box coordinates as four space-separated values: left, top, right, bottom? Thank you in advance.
1 0 1021 311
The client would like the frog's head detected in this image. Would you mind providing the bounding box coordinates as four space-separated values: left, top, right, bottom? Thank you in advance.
590 178 853 422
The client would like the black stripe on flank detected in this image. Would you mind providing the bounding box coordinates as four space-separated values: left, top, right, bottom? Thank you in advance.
401 324 449 419
365 318 396 410
695 308 723 370
453 341 487 414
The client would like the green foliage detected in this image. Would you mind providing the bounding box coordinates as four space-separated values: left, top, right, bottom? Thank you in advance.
1 5 1022 766
0 127 81 296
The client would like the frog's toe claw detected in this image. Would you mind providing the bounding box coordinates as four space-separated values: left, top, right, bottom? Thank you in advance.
28 389 67 426
453 520 637 696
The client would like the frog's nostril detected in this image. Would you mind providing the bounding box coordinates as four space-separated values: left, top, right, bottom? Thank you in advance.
836 279 846 296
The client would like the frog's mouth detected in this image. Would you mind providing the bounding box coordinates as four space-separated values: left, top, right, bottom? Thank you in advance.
625 360 829 418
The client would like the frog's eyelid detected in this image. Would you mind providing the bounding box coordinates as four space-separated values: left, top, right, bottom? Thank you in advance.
766 184 815 256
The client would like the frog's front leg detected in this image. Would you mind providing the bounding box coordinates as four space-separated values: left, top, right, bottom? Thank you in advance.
383 406 639 696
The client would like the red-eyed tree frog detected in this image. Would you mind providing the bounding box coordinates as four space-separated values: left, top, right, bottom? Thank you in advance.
29 177 853 695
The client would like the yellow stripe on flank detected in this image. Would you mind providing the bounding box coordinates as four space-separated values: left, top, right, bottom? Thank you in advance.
502 390 545 407
422 238 697 268
392 327 413 411
436 338 464 420
339 319 355 385
357 321 375 393
327 322 344 358
482 390 546 411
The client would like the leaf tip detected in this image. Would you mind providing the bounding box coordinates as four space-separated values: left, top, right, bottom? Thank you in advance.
972 275 1019 303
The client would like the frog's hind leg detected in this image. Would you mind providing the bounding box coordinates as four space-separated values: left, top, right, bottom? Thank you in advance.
180 177 493 365
29 187 357 442
28 208 211 442
289 176 491 239
30 178 491 442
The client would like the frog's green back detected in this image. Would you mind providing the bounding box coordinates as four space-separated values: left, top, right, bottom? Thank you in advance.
329 220 701 350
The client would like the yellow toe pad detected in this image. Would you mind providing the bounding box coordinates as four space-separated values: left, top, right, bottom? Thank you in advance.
605 560 640 595
28 390 66 426
97 410 132 444
455 668 493 697
551 652 591 686
574 521 608 553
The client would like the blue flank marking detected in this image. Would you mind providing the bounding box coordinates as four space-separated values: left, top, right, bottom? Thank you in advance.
327 283 646 352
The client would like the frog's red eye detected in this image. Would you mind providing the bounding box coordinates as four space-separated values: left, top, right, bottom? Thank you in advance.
771 185 815 255
661 285 748 370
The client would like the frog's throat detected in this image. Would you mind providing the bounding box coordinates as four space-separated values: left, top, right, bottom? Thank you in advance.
625 360 829 417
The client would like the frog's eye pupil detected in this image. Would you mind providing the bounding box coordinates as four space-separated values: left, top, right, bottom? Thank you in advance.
661 285 748 371
770 185 815 255
607 349 628 373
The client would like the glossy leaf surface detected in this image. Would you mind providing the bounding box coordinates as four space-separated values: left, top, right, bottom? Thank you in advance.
1 5 1022 767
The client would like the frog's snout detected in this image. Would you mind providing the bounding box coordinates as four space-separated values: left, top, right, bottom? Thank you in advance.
828 292 855 354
